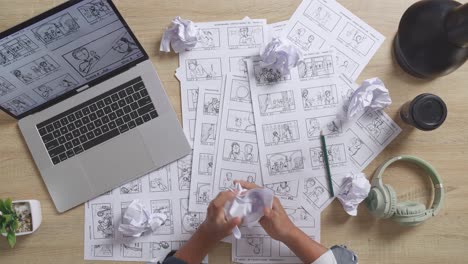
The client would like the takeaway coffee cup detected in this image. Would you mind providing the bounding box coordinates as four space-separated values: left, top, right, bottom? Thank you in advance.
399 93 447 131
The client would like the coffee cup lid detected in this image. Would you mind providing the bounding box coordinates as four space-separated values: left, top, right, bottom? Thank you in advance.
411 93 447 131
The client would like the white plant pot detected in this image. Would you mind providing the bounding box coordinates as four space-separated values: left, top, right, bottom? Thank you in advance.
1 200 42 236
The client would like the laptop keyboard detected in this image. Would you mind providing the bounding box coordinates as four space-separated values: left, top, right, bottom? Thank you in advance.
37 77 158 165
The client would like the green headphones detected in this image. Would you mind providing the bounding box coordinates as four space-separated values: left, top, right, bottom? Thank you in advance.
365 155 444 226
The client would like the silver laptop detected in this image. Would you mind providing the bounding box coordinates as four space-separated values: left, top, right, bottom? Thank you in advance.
0 0 190 212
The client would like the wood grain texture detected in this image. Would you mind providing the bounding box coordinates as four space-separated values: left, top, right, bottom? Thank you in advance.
0 0 468 263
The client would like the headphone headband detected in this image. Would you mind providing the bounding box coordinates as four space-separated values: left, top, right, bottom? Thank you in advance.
372 155 444 216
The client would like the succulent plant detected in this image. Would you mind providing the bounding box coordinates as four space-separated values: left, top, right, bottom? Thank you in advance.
0 198 19 248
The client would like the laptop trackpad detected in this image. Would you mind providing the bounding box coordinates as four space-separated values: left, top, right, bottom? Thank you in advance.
80 129 154 194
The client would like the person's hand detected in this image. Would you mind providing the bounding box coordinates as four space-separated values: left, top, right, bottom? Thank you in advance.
197 191 241 244
235 180 298 242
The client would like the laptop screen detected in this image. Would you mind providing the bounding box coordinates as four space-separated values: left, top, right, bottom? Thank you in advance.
0 0 146 118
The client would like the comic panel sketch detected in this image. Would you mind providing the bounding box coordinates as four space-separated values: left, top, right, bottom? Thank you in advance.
228 26 263 49
193 28 221 50
0 77 16 97
265 181 299 200
347 129 374 166
177 154 192 191
338 23 376 56
304 177 331 209
32 13 80 45
150 200 174 235
151 241 171 258
236 237 272 257
92 203 113 239
262 120 300 146
1 94 37 116
301 85 338 110
185 58 222 81
11 55 59 84
32 74 78 100
258 90 296 116
310 143 347 168
340 85 355 113
187 88 199 111
121 243 143 258
230 78 251 103
306 116 342 139
333 47 359 79
358 110 395 145
196 183 212 205
266 150 304 175
198 153 214 176
180 198 205 234
149 166 171 192
285 207 316 227
253 63 291 86
201 122 217 145
219 169 256 190
0 35 39 66
298 55 334 80
203 93 220 115
63 28 141 77
120 178 142 194
226 109 256 134
304 0 341 31
287 22 325 52
222 139 259 164
92 244 113 257
229 56 249 76
265 180 299 201
78 0 114 24
189 119 196 140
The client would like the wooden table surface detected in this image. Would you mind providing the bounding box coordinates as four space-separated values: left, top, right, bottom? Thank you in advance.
1 0 467 263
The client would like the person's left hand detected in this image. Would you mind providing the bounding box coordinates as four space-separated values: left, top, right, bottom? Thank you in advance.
197 191 241 244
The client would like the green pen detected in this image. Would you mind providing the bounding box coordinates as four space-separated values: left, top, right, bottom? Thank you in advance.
320 131 334 197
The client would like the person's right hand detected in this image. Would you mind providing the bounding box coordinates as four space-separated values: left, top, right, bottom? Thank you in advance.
235 180 299 242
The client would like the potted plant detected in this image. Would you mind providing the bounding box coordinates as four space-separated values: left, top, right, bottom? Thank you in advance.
0 198 42 248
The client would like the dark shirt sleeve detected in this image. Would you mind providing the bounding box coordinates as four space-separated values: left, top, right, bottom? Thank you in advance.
160 251 188 264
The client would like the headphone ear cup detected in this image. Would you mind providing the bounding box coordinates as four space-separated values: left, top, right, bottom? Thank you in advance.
365 187 386 218
394 201 426 216
382 184 397 218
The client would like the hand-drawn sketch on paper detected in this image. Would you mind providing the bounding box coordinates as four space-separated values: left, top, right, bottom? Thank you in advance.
92 244 113 257
333 47 359 80
121 243 143 258
287 21 325 52
1 93 37 116
262 120 300 146
304 177 331 209
310 143 347 168
228 26 263 49
230 78 251 103
180 198 205 234
229 56 249 76
78 0 114 25
92 203 113 239
185 58 222 81
222 139 258 164
297 55 334 80
305 116 342 139
177 155 192 191
254 63 291 85
347 128 374 167
200 122 217 145
149 166 171 192
301 85 338 110
12 55 59 84
32 74 78 100
338 23 376 56
150 199 174 235
120 178 142 194
285 207 316 227
236 237 272 257
219 169 256 190
226 109 256 134
203 93 221 115
32 13 80 45
258 90 296 116
0 35 38 66
265 180 299 200
187 89 199 111
193 28 221 50
198 153 214 176
304 0 341 32
196 183 212 204
0 77 16 97
188 119 196 141
266 150 304 175
357 110 396 146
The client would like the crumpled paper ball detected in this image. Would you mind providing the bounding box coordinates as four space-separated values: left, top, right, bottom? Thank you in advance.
259 38 302 76
160 16 198 53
